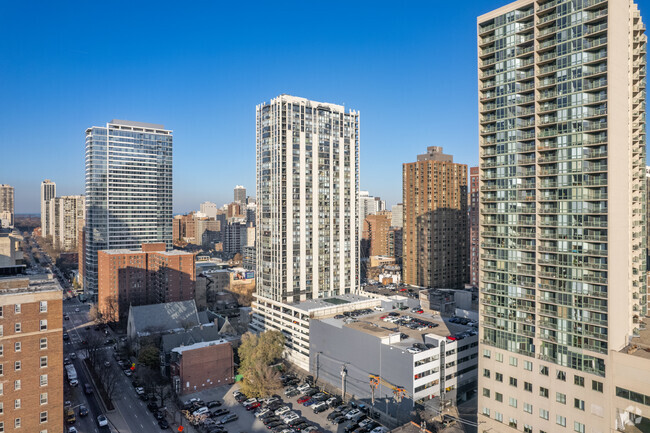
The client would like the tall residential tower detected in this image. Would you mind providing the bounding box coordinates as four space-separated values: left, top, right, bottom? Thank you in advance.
0 184 14 228
251 95 360 368
84 120 172 298
40 180 55 236
478 1 647 432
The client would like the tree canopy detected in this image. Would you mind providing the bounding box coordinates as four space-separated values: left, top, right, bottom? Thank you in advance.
238 330 285 397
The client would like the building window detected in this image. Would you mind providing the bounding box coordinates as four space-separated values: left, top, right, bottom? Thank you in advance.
14 418 20 429
0 421 3 432
0 325 3 336
482 407 490 416
574 422 585 433
509 377 517 387
509 356 518 366
509 397 517 408
523 403 532 414
509 418 517 429
483 349 491 358
540 365 549 376
0 306 2 317
592 380 603 392
495 353 503 363
574 398 585 410
40 393 47 405
14 342 20 352
524 381 532 392
40 375 47 386
495 392 503 402
556 415 566 427
483 388 490 398
574 375 585 387
39 320 47 331
539 409 549 420
14 323 21 333
495 412 503 422
556 392 566 404
14 399 20 409
14 380 20 390
0 364 4 376
523 360 532 371
0 345 3 357
40 412 47 423
557 370 566 381
40 357 47 368
495 372 503 382
540 387 549 398
524 425 533 433
14 361 20 371
40 338 47 349
14 304 21 314
0 402 3 414
483 369 490 378
39 301 47 313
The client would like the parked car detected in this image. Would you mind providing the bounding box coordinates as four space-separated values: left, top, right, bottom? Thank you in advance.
193 407 209 417
147 402 159 412
220 413 238 424
84 383 93 394
211 408 230 418
275 406 291 416
256 408 270 418
304 388 319 396
266 421 284 429
346 409 363 420
332 415 347 424
97 415 108 427
158 419 170 429
123 369 132 377
302 398 315 406
78 405 88 417
313 402 328 413
207 400 222 408
69 352 77 360
243 397 258 406
246 402 262 411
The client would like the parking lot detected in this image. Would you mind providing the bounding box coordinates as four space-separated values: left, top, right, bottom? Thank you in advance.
180 376 389 433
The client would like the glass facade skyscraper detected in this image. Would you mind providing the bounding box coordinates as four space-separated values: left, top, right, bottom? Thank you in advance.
84 119 172 298
478 1 647 431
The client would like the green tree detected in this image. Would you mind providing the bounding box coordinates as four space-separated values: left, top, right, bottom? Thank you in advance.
138 345 160 370
238 330 284 398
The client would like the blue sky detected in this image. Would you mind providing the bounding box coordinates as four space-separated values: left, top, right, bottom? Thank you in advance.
1 0 648 213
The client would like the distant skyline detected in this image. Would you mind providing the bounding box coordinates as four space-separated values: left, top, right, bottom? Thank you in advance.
2 0 649 213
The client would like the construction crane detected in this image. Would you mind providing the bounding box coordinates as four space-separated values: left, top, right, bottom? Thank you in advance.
369 374 408 405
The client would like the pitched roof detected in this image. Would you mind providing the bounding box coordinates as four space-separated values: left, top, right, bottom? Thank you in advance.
161 326 223 353
129 300 200 337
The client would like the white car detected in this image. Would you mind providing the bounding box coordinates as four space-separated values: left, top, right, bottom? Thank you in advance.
68 428 78 433
135 387 145 395
407 347 422 354
275 406 291 416
345 409 362 420
255 408 270 418
297 384 311 392
282 412 299 423
97 414 108 427
193 407 209 416
374 306 384 311
243 398 257 406
371 427 389 433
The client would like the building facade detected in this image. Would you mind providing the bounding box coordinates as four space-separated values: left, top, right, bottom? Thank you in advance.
40 180 55 237
97 243 195 322
234 185 246 205
48 195 85 251
0 185 14 229
469 167 480 287
362 212 392 257
359 191 386 224
0 274 63 433
391 203 404 228
84 120 173 298
478 1 647 432
403 146 468 289
200 201 218 219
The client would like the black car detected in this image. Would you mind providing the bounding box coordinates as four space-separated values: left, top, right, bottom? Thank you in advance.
207 400 222 408
304 388 319 396
78 405 89 417
327 411 341 421
272 425 289 433
154 411 165 420
63 333 69 340
345 423 361 433
332 415 347 424
314 403 328 414
267 402 283 411
266 421 284 429
288 417 306 426
211 408 230 418
235 394 247 403
220 413 238 424
264 417 281 425
294 422 311 431
158 419 170 429
147 402 159 412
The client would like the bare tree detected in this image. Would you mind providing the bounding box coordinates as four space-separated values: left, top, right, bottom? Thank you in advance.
85 333 105 370
98 356 119 401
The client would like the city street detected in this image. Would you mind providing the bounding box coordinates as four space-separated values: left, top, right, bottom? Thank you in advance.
63 297 166 433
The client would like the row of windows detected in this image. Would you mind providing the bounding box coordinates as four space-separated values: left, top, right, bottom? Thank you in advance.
0 338 47 355
483 407 586 433
0 301 47 317
0 393 47 412
0 357 48 375
0 412 49 431
0 320 48 335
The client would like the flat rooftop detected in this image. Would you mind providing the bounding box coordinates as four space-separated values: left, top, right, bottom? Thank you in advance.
319 310 474 350
291 293 377 313
622 327 650 360
0 274 61 295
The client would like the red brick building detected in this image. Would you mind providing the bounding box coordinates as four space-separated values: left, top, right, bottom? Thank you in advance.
469 166 479 287
98 243 195 322
170 339 235 395
0 274 64 433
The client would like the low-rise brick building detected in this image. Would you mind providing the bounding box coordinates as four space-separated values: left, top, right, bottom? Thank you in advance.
170 339 235 395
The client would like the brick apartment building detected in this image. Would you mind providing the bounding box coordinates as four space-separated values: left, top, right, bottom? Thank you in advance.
0 274 63 433
403 146 468 289
362 212 392 257
170 339 235 395
98 243 195 322
468 166 479 287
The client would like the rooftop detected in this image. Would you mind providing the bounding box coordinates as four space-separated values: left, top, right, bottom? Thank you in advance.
0 274 61 295
109 119 166 129
291 293 378 313
622 327 650 360
320 310 475 350
129 300 200 336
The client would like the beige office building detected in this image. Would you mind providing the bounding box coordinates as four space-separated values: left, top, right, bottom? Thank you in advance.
478 1 648 432
48 195 85 251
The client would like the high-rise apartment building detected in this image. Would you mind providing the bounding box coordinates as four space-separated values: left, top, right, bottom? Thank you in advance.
391 203 403 228
478 1 647 432
0 185 14 229
403 146 468 289
359 191 386 223
362 212 392 257
84 120 172 298
469 167 479 287
98 243 195 322
251 95 360 368
0 274 64 433
48 195 85 251
200 201 218 219
234 185 246 205
40 180 55 237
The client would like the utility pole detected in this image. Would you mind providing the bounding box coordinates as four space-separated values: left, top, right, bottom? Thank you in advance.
341 364 348 402
370 375 379 406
